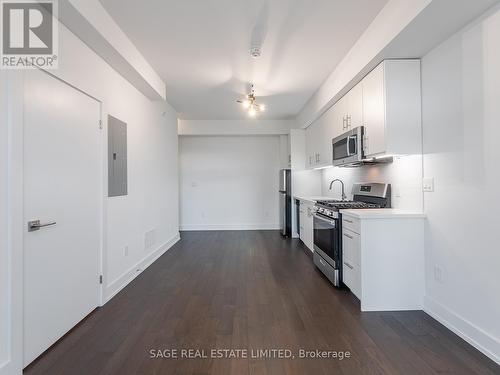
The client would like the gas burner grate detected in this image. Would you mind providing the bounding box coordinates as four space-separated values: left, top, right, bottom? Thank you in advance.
315 200 381 210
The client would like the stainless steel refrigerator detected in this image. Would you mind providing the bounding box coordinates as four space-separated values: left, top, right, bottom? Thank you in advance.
279 169 291 237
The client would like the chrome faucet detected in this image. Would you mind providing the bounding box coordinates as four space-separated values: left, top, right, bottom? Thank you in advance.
329 179 347 201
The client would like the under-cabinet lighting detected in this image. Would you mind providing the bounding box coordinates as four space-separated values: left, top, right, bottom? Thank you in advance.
313 165 333 170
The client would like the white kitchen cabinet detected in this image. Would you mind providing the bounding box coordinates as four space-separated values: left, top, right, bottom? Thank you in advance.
341 212 425 311
305 102 337 169
303 59 421 168
334 95 348 134
361 60 422 158
305 123 317 168
299 201 314 251
342 228 361 299
316 105 336 168
339 84 363 133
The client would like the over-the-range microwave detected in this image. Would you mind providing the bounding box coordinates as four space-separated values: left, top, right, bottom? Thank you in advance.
332 126 365 167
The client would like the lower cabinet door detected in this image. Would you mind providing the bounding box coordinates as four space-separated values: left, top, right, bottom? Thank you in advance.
343 229 361 298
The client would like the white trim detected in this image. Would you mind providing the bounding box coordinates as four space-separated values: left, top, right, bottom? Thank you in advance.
424 296 500 365
1 71 24 375
104 233 181 303
180 224 280 231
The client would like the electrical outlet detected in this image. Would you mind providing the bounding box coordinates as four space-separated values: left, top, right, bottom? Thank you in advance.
434 265 444 283
191 181 198 188
393 185 401 198
423 177 434 192
144 229 156 250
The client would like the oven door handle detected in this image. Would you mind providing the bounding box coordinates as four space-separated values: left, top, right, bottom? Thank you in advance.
313 213 336 226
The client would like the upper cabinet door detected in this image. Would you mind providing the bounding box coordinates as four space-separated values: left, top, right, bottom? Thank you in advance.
335 95 348 134
347 84 363 130
305 125 313 168
316 106 335 167
362 63 386 157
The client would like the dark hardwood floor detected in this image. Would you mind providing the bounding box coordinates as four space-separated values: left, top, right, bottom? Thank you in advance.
25 231 500 375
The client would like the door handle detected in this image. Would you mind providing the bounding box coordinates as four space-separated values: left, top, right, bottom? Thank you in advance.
28 220 56 232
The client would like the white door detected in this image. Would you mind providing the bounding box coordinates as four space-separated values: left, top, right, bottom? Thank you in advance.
23 70 101 366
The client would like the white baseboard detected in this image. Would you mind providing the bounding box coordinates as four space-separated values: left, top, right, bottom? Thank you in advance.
180 223 280 231
103 232 181 303
424 296 500 365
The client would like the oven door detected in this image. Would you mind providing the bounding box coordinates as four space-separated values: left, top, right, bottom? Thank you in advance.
313 213 340 268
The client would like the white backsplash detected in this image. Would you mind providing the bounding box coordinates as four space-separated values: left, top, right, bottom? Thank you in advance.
321 154 424 211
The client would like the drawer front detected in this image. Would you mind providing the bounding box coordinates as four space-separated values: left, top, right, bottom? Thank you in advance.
342 228 361 299
313 252 338 285
343 261 354 289
342 215 360 234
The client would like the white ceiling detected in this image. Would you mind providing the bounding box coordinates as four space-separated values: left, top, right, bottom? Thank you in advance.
99 0 388 120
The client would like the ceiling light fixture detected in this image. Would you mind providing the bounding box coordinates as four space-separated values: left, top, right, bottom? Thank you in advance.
236 84 266 117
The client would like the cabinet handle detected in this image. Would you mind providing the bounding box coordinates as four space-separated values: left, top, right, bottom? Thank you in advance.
344 261 354 269
344 219 353 224
343 233 353 239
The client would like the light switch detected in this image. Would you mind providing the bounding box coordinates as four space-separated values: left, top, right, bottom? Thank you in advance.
423 177 434 192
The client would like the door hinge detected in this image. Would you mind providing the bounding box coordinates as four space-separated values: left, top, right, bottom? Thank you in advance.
98 120 103 129
99 275 103 284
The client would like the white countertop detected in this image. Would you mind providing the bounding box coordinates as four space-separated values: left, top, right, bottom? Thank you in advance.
293 196 334 203
340 208 426 219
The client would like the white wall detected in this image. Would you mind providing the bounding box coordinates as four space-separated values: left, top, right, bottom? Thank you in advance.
179 136 280 230
0 72 9 372
53 25 180 301
421 6 500 363
320 155 424 211
178 119 297 136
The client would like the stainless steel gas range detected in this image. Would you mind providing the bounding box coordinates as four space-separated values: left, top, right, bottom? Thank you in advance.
313 182 391 287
